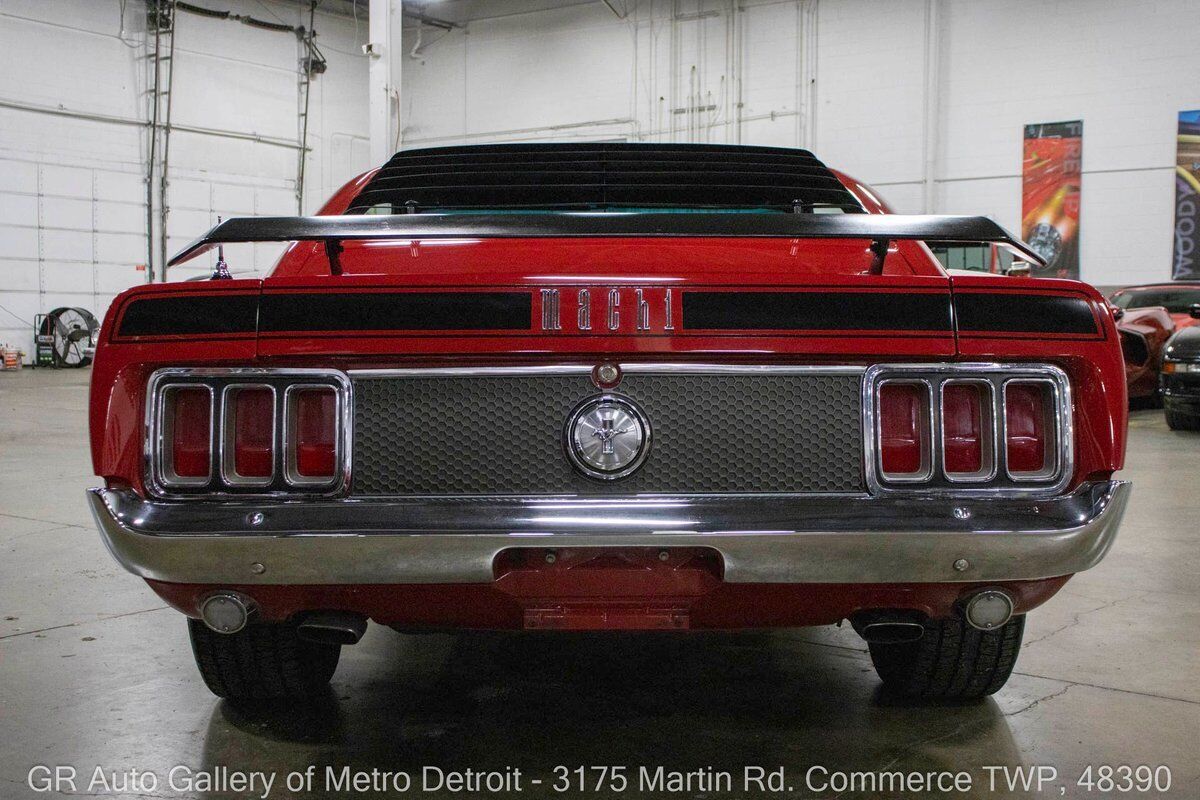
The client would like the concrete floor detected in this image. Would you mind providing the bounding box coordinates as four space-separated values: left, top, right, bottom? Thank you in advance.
1 368 1197 800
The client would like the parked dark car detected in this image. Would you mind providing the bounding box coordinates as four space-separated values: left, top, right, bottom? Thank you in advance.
1161 305 1200 430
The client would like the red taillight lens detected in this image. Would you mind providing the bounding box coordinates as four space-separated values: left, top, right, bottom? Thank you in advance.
943 383 985 475
231 388 274 478
155 375 345 492
1006 382 1049 474
878 382 928 478
292 388 337 479
169 387 211 479
869 368 1064 490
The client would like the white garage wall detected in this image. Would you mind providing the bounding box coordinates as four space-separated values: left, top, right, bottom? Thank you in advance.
397 0 1200 288
3 0 1196 363
931 0 1198 288
0 0 370 360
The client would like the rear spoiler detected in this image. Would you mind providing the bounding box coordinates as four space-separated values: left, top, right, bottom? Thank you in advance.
167 213 1046 275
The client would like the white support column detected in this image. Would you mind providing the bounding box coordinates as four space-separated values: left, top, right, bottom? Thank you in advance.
922 0 941 213
798 0 819 150
368 0 404 166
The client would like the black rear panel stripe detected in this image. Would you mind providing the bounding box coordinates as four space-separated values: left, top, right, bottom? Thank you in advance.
117 295 258 337
258 292 531 332
115 289 1096 337
955 293 1098 335
682 291 953 331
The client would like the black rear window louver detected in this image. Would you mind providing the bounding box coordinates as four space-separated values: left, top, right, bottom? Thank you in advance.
345 143 865 214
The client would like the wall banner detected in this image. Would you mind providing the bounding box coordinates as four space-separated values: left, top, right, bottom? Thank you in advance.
1173 110 1200 281
1021 120 1082 279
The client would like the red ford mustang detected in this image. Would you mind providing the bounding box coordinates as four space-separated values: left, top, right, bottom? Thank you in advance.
86 144 1130 703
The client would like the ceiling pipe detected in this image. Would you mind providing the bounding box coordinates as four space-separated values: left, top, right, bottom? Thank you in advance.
403 9 459 30
0 97 309 151
600 0 629 19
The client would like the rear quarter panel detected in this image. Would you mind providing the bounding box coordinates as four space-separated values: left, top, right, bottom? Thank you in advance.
950 272 1127 480
89 280 261 489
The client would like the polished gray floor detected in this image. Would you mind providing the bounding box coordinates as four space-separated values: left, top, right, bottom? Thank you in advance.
1 369 1197 799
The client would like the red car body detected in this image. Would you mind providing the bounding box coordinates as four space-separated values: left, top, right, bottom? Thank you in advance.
86 144 1130 700
1109 283 1200 402
1110 283 1200 332
1117 306 1175 400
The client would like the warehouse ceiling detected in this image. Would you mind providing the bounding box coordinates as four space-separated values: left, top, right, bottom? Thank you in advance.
296 0 623 25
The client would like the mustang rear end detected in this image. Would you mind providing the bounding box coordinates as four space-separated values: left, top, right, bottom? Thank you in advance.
86 143 1129 703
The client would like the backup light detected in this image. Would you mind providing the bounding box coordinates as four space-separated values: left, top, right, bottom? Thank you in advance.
199 593 250 634
964 589 1014 630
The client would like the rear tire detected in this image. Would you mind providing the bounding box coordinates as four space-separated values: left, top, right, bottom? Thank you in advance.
1165 405 1200 431
188 619 341 701
868 615 1024 700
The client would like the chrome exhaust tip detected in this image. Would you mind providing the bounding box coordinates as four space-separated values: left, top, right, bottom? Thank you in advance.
850 610 927 644
297 611 368 645
963 589 1015 631
860 620 926 644
199 592 252 634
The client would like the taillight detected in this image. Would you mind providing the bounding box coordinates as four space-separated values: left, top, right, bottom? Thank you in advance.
1005 381 1056 479
149 370 346 495
877 382 930 480
942 382 993 480
868 365 1069 493
287 387 338 484
222 386 275 484
163 386 212 484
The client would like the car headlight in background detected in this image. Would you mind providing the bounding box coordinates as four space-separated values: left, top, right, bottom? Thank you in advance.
1163 360 1200 373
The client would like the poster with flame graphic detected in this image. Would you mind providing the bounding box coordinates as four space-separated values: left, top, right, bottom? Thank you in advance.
1021 121 1082 279
1173 110 1200 281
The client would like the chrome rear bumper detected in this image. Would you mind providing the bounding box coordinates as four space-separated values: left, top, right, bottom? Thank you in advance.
87 482 1129 586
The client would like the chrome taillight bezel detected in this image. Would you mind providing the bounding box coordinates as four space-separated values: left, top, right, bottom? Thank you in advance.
1002 377 1064 483
153 383 215 489
874 377 935 483
863 363 1072 497
145 368 351 498
282 384 344 488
